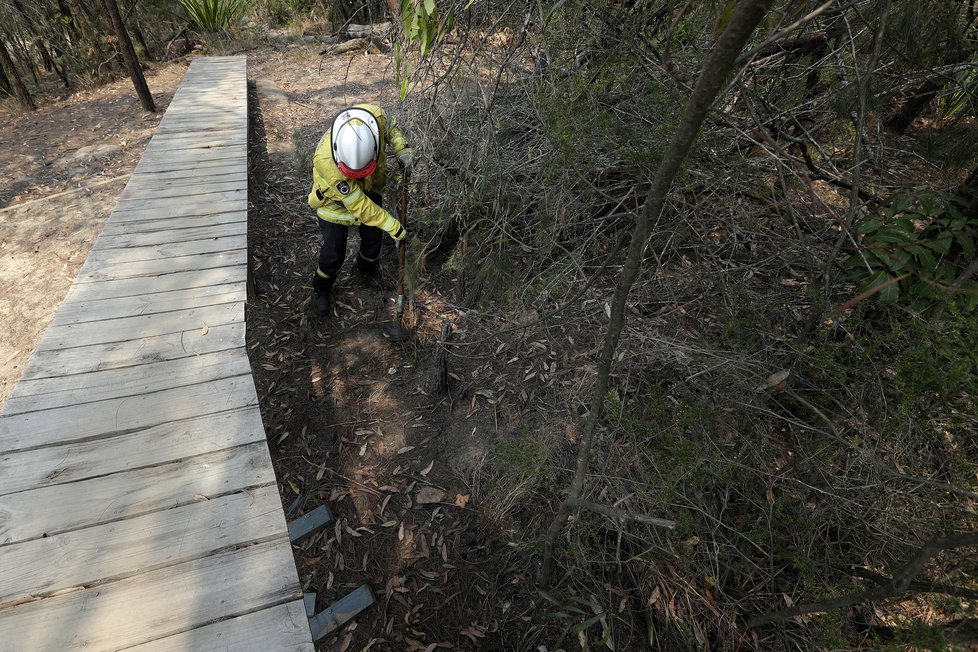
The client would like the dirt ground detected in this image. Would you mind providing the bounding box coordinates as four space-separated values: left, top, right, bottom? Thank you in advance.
247 44 549 650
0 43 554 650
0 63 189 405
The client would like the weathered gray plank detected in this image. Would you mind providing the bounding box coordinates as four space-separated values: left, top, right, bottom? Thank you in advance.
0 374 258 453
309 585 377 641
121 170 244 187
22 322 244 379
0 538 301 650
74 249 245 283
77 236 247 269
110 192 247 216
0 407 264 496
132 156 242 175
92 220 245 247
0 440 275 545
62 265 246 303
114 180 245 202
0 485 285 605
5 348 250 414
36 301 243 351
127 601 315 652
100 212 244 236
51 283 244 325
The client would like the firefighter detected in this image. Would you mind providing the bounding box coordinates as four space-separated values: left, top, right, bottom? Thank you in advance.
306 103 413 316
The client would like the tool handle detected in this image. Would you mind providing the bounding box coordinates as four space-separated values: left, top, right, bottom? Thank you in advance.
395 169 410 316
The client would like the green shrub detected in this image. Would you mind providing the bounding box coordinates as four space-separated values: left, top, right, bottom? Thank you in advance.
846 190 978 311
179 0 249 33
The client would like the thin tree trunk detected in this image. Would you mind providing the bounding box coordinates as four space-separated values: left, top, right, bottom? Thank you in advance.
123 0 154 61
100 0 154 112
537 0 775 586
0 37 35 110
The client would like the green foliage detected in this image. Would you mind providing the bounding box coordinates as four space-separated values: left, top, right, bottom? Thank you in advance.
846 190 978 310
179 0 249 33
396 0 455 98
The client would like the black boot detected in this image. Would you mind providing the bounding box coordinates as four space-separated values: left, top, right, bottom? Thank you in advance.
359 269 384 291
313 291 331 317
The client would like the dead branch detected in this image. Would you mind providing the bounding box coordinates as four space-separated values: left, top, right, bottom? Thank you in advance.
426 320 453 396
319 38 385 56
567 499 676 529
748 532 978 628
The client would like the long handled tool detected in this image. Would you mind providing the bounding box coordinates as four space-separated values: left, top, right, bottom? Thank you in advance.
382 170 411 343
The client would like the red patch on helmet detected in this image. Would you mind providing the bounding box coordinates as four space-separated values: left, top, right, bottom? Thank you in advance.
338 159 377 179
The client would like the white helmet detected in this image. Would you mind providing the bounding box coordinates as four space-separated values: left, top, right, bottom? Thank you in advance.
331 107 380 178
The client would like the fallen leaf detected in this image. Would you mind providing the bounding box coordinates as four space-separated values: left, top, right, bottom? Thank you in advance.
201 323 209 335
454 493 471 508
417 487 446 504
756 369 790 392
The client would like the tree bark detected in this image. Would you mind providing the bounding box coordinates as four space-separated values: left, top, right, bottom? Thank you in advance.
123 0 154 61
884 76 945 133
537 0 775 586
0 37 35 110
100 0 154 112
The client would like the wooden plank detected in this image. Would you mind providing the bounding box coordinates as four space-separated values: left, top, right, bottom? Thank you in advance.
0 538 301 650
137 143 246 160
0 374 258 453
309 585 376 641
131 160 243 177
35 301 243 351
5 348 250 414
107 204 247 224
61 265 246 303
22 322 245 379
127 601 314 652
0 407 263 495
93 218 246 244
74 249 245 283
100 212 244 235
0 484 286 605
51 283 245 325
73 244 245 284
112 189 246 212
116 178 245 197
0 440 275 545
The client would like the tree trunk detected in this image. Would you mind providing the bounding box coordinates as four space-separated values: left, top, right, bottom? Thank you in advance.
100 0 155 112
123 0 154 61
0 37 35 110
884 76 945 133
537 0 775 586
0 60 11 94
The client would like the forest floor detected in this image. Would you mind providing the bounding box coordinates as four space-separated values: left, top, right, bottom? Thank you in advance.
3 37 975 652
0 43 567 650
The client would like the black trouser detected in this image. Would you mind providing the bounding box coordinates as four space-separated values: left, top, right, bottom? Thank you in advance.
312 192 384 294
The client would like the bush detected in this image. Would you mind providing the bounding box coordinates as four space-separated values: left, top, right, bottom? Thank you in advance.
179 0 249 33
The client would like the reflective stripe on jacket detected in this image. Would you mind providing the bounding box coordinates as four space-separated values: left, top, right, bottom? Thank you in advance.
307 103 412 233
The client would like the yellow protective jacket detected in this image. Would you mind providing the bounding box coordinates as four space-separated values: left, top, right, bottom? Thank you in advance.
307 103 412 237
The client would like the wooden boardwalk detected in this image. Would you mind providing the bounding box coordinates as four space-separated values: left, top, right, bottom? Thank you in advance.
0 57 314 650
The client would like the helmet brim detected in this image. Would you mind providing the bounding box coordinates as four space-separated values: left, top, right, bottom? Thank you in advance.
338 159 378 179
